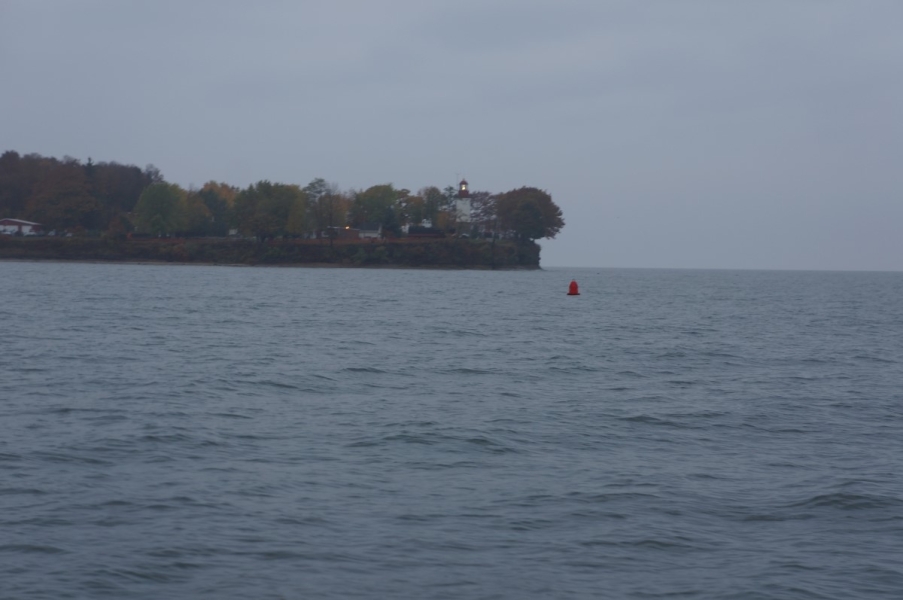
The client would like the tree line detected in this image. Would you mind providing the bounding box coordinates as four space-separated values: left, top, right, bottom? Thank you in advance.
0 151 564 242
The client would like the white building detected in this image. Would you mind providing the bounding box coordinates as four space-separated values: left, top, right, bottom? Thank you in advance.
455 179 472 233
0 218 42 235
359 223 382 239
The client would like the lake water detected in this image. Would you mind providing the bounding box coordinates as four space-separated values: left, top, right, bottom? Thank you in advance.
2 261 902 599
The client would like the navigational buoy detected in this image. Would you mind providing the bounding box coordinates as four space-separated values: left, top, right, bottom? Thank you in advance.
567 280 580 296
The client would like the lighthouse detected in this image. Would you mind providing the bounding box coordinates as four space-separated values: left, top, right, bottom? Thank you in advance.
455 178 472 235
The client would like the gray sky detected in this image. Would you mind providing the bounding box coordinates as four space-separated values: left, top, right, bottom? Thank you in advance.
2 0 902 270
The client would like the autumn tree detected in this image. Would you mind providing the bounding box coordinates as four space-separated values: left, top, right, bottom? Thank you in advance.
286 193 307 236
350 184 398 226
442 185 458 213
469 191 497 236
181 191 212 236
233 181 306 239
382 206 402 237
0 151 30 217
134 182 187 235
304 178 348 234
303 178 329 205
195 182 236 236
24 157 103 230
495 187 564 242
399 194 425 225
423 184 463 232
418 186 444 224
0 152 154 232
92 161 155 225
144 164 164 184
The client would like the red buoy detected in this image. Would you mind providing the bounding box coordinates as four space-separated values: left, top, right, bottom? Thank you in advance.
567 280 580 295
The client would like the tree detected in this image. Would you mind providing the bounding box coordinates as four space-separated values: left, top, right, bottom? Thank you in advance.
0 151 157 232
350 184 397 226
93 161 155 225
399 194 425 225
134 183 187 235
286 194 307 236
442 185 458 212
233 181 306 239
495 187 564 242
382 206 401 237
304 179 347 235
469 191 497 236
196 182 236 236
25 158 103 231
144 164 164 184
419 186 443 223
180 192 212 236
302 178 329 205
432 184 461 232
0 151 27 218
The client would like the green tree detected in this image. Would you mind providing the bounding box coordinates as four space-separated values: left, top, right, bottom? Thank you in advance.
230 184 261 233
233 181 306 239
382 206 401 237
399 194 425 225
196 182 236 236
495 187 564 242
470 191 497 236
286 194 307 236
134 183 187 235
181 192 212 236
93 161 155 226
304 178 347 234
144 164 164 184
419 186 443 223
302 178 329 204
350 184 397 226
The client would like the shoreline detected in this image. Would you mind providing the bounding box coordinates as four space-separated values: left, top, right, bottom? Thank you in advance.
0 257 541 271
0 237 541 270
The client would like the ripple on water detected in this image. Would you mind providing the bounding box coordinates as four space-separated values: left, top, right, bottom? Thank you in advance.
2 265 903 599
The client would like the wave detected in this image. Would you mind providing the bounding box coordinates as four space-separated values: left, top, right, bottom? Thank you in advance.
441 367 495 375
0 487 47 496
0 544 67 554
852 354 898 364
348 430 519 454
787 492 903 511
619 414 708 429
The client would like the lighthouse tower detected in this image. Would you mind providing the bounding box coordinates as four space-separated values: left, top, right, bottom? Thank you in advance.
455 178 472 234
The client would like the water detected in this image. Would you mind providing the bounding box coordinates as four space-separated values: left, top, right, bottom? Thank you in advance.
2 262 902 599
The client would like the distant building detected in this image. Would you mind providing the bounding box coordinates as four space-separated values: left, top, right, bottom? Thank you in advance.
358 223 382 239
403 218 433 235
324 226 360 240
455 179 472 233
0 218 42 236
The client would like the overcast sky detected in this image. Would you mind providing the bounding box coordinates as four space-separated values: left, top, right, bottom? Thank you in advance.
2 1 901 270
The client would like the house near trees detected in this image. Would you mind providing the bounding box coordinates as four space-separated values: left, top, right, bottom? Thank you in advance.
0 218 42 236
358 223 382 239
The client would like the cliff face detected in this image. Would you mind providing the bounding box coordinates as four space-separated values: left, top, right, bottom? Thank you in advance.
0 237 541 269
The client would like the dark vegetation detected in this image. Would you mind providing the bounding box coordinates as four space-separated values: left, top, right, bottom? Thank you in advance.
0 237 540 268
0 151 563 268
